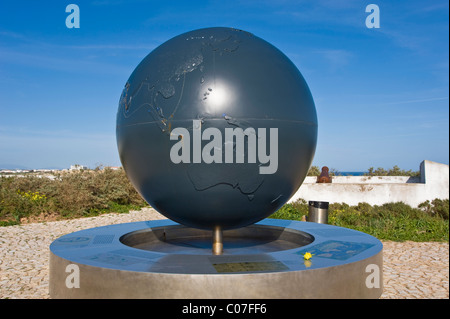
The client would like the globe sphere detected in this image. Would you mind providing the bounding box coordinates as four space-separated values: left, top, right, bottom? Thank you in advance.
116 27 317 230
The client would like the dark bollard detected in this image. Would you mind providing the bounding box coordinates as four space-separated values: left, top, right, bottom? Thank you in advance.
308 201 329 224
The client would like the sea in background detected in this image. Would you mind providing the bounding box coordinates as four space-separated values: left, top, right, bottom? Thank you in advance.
337 172 366 176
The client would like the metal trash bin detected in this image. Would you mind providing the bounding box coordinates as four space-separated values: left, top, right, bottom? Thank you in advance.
308 201 329 224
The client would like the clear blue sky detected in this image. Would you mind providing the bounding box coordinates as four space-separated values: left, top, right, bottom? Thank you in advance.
0 0 448 171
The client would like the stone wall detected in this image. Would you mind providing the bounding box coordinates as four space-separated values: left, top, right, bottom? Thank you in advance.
289 160 449 207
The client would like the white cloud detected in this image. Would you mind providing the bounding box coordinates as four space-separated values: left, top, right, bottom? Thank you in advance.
382 96 449 106
314 49 354 71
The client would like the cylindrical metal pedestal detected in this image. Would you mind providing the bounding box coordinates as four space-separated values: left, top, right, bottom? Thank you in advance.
308 201 329 224
49 219 383 299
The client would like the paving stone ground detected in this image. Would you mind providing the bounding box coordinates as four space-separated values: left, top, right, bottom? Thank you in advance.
0 208 448 299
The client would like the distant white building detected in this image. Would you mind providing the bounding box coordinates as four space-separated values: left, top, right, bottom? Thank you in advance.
70 164 88 170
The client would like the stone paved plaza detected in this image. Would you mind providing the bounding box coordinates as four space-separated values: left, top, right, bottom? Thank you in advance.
0 208 448 299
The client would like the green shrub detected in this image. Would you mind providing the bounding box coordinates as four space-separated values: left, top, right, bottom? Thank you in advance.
269 199 449 242
307 166 340 176
307 166 320 176
364 165 420 177
0 168 148 224
418 199 449 220
270 203 303 220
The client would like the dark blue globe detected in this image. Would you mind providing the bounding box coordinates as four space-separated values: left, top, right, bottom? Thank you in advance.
116 27 317 230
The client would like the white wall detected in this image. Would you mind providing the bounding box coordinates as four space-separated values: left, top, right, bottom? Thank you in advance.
289 160 449 207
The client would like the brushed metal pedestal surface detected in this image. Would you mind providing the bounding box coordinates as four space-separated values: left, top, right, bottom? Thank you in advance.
49 219 383 299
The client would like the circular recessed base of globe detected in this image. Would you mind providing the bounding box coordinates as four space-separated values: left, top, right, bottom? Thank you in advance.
49 219 383 299
120 224 314 255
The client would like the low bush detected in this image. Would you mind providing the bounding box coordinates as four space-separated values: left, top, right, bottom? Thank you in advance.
270 199 449 242
0 168 148 225
1 169 448 242
364 165 420 177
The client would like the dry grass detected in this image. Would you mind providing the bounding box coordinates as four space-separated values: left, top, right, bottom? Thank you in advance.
0 168 147 225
